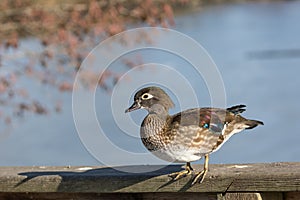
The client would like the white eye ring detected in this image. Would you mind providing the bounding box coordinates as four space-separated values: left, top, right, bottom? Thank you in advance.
141 93 153 100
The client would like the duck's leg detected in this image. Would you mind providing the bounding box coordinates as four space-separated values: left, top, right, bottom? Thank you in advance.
168 162 194 180
192 154 209 185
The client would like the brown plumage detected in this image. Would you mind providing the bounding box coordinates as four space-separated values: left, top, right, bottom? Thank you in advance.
125 86 263 185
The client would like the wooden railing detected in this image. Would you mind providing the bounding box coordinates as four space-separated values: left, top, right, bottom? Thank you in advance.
0 162 299 199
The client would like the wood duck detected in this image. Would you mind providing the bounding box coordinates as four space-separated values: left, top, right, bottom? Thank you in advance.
125 86 263 185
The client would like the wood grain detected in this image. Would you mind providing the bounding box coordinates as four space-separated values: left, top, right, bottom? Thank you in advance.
0 163 299 199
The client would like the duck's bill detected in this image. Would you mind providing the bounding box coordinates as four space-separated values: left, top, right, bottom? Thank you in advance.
125 101 141 113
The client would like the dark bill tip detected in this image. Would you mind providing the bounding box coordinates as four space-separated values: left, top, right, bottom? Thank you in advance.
125 102 141 113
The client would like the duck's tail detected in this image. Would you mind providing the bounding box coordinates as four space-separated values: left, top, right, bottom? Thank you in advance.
244 119 264 129
227 105 264 129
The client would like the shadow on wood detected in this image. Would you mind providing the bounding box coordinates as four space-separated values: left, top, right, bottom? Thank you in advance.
15 165 184 192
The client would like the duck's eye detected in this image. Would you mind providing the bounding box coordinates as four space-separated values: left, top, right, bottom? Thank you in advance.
141 93 153 100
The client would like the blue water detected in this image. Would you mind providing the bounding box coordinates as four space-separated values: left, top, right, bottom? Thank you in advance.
0 1 299 166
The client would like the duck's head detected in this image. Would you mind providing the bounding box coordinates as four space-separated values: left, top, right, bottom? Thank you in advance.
125 86 174 114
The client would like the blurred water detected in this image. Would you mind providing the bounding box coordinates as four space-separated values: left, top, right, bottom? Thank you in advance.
0 1 299 166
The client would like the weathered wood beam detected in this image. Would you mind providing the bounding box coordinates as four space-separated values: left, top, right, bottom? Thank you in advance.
0 162 299 199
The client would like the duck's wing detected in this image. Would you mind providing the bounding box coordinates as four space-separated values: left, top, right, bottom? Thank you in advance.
170 104 263 134
167 105 263 154
170 107 231 134
167 107 227 154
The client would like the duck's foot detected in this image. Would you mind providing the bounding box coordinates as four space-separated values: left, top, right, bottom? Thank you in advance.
191 168 208 185
191 154 209 185
168 162 193 180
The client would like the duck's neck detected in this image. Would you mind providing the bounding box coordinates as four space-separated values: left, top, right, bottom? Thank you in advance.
148 104 169 119
141 106 170 138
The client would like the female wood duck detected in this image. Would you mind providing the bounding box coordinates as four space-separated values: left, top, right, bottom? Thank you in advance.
125 86 263 185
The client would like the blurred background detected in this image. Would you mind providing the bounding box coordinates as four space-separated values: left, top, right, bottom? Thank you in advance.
0 0 299 166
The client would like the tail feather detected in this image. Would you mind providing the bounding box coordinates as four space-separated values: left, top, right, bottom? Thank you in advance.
244 119 264 129
227 104 264 130
227 104 246 114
